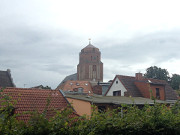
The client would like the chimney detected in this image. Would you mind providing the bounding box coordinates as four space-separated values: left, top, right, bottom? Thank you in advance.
135 73 143 80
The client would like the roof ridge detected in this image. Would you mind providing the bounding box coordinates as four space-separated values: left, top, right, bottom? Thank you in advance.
1 87 53 91
147 78 167 82
117 75 135 78
66 80 90 82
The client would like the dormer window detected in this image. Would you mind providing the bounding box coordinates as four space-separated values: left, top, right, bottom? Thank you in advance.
78 87 83 93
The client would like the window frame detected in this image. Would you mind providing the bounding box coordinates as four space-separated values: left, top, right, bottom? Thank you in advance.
113 90 121 96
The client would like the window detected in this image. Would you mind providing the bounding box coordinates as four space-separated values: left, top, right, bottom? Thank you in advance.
98 106 106 112
70 82 73 85
73 88 78 92
116 81 118 84
78 87 83 93
113 90 121 96
93 48 95 52
93 65 96 71
156 88 160 99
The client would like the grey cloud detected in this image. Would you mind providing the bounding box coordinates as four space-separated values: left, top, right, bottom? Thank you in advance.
101 30 180 65
44 64 76 73
1 1 180 88
0 18 81 88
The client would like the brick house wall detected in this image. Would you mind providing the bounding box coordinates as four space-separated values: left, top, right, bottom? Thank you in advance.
134 81 151 98
93 85 102 95
135 81 166 100
150 84 165 100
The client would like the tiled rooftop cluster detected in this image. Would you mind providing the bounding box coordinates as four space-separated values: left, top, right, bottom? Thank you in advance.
116 75 142 97
0 87 71 122
105 74 178 100
57 80 93 95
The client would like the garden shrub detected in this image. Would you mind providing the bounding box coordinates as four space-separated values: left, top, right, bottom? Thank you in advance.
0 88 180 135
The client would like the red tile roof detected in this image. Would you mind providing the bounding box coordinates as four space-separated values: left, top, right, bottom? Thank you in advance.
105 75 178 100
105 75 142 97
117 75 142 97
0 87 75 122
57 80 93 95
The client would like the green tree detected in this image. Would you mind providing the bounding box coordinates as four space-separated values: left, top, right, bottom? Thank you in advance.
144 66 169 81
170 74 180 90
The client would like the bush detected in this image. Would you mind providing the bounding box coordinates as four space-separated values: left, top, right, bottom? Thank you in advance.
0 88 180 135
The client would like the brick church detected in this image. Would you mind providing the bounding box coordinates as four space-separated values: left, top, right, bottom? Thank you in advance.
57 40 104 88
56 40 178 100
77 40 103 82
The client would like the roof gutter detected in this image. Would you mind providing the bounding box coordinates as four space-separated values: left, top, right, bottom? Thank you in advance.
59 90 76 112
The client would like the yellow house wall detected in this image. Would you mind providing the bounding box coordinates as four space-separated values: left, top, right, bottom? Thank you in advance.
67 98 92 116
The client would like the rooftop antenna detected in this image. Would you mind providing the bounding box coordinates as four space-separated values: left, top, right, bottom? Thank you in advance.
88 38 91 44
24 84 27 88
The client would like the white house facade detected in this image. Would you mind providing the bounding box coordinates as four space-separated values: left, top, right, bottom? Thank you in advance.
106 77 127 96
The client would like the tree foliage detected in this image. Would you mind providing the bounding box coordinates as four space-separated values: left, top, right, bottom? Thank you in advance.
144 66 170 81
1 88 180 134
170 74 180 90
144 66 180 90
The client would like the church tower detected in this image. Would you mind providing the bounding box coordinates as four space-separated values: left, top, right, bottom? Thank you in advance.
77 40 103 82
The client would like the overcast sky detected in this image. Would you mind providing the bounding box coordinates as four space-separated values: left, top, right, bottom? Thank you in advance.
1 0 180 89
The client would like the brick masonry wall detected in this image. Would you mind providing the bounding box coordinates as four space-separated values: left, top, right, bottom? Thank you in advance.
134 81 151 98
134 81 166 100
93 85 102 95
150 85 165 100
77 46 103 82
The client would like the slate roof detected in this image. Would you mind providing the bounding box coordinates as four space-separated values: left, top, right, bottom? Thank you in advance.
0 87 76 122
0 70 15 87
57 73 77 89
65 94 171 105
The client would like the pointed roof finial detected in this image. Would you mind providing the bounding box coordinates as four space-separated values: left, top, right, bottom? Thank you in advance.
88 38 91 45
